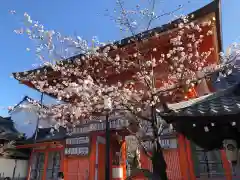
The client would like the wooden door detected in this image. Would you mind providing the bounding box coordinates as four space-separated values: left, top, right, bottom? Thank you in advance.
66 158 89 180
95 136 106 180
98 143 106 180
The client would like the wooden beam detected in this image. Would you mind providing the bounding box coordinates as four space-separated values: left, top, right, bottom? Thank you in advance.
43 151 49 180
27 150 34 180
16 141 62 149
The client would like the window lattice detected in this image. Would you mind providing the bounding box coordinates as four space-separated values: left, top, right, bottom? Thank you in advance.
30 152 45 180
46 151 61 180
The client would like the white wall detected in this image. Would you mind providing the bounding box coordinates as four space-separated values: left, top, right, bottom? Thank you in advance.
11 103 38 138
0 157 28 178
10 101 55 138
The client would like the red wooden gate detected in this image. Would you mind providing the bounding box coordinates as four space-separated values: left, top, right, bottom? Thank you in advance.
65 158 89 180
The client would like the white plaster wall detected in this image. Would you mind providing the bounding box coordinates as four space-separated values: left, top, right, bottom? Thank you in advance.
0 158 28 178
10 101 55 138
11 105 38 138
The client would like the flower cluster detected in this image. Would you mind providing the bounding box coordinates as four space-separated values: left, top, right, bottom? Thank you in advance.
11 2 233 132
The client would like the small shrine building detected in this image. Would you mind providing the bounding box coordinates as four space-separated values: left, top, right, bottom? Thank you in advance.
0 116 29 179
161 81 240 180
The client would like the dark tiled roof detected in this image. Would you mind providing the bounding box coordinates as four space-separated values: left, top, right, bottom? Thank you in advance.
167 61 240 117
0 117 20 140
35 127 66 142
1 144 30 159
161 82 240 151
22 126 66 144
0 117 30 158
212 54 240 89
9 96 47 114
212 68 240 89
166 83 240 116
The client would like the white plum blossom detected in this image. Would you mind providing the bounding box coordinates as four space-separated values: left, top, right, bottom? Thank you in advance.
12 8 229 128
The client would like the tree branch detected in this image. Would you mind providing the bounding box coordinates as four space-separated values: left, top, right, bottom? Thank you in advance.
153 64 233 96
126 127 152 159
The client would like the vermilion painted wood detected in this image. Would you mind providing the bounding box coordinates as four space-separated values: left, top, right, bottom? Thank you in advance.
121 139 127 179
138 148 183 180
220 150 232 180
178 134 189 180
60 150 64 172
27 150 34 180
42 151 49 180
185 87 197 180
185 139 196 180
21 131 235 180
89 135 96 180
99 142 106 179
25 142 64 180
16 141 63 148
65 157 90 180
164 150 182 179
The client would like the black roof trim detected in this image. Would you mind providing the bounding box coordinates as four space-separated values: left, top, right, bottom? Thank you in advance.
9 95 47 114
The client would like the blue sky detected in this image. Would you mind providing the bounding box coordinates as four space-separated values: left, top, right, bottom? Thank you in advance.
0 0 239 117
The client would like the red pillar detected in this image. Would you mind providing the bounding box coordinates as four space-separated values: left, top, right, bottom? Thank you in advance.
63 154 68 180
42 149 49 180
177 134 198 180
220 150 232 180
121 138 127 179
27 150 34 180
185 139 196 180
178 134 189 180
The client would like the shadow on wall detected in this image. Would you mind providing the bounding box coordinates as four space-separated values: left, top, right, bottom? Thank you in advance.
0 158 28 180
0 172 27 180
0 173 26 180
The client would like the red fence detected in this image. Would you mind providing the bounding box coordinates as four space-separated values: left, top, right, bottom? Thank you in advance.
139 149 184 180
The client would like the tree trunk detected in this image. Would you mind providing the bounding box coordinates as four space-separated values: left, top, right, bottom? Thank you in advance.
151 106 168 180
152 141 168 180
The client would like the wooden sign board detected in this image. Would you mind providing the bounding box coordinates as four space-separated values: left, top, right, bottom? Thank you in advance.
65 147 89 156
66 137 90 145
70 118 174 137
126 135 178 152
65 136 90 156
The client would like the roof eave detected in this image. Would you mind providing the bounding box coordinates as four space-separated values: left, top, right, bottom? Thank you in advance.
12 0 222 80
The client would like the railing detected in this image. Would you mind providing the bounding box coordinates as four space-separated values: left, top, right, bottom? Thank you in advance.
0 172 26 180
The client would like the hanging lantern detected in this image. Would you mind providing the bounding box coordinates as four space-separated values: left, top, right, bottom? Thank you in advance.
232 121 236 126
223 139 238 165
204 126 209 132
104 97 112 110
112 165 124 180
